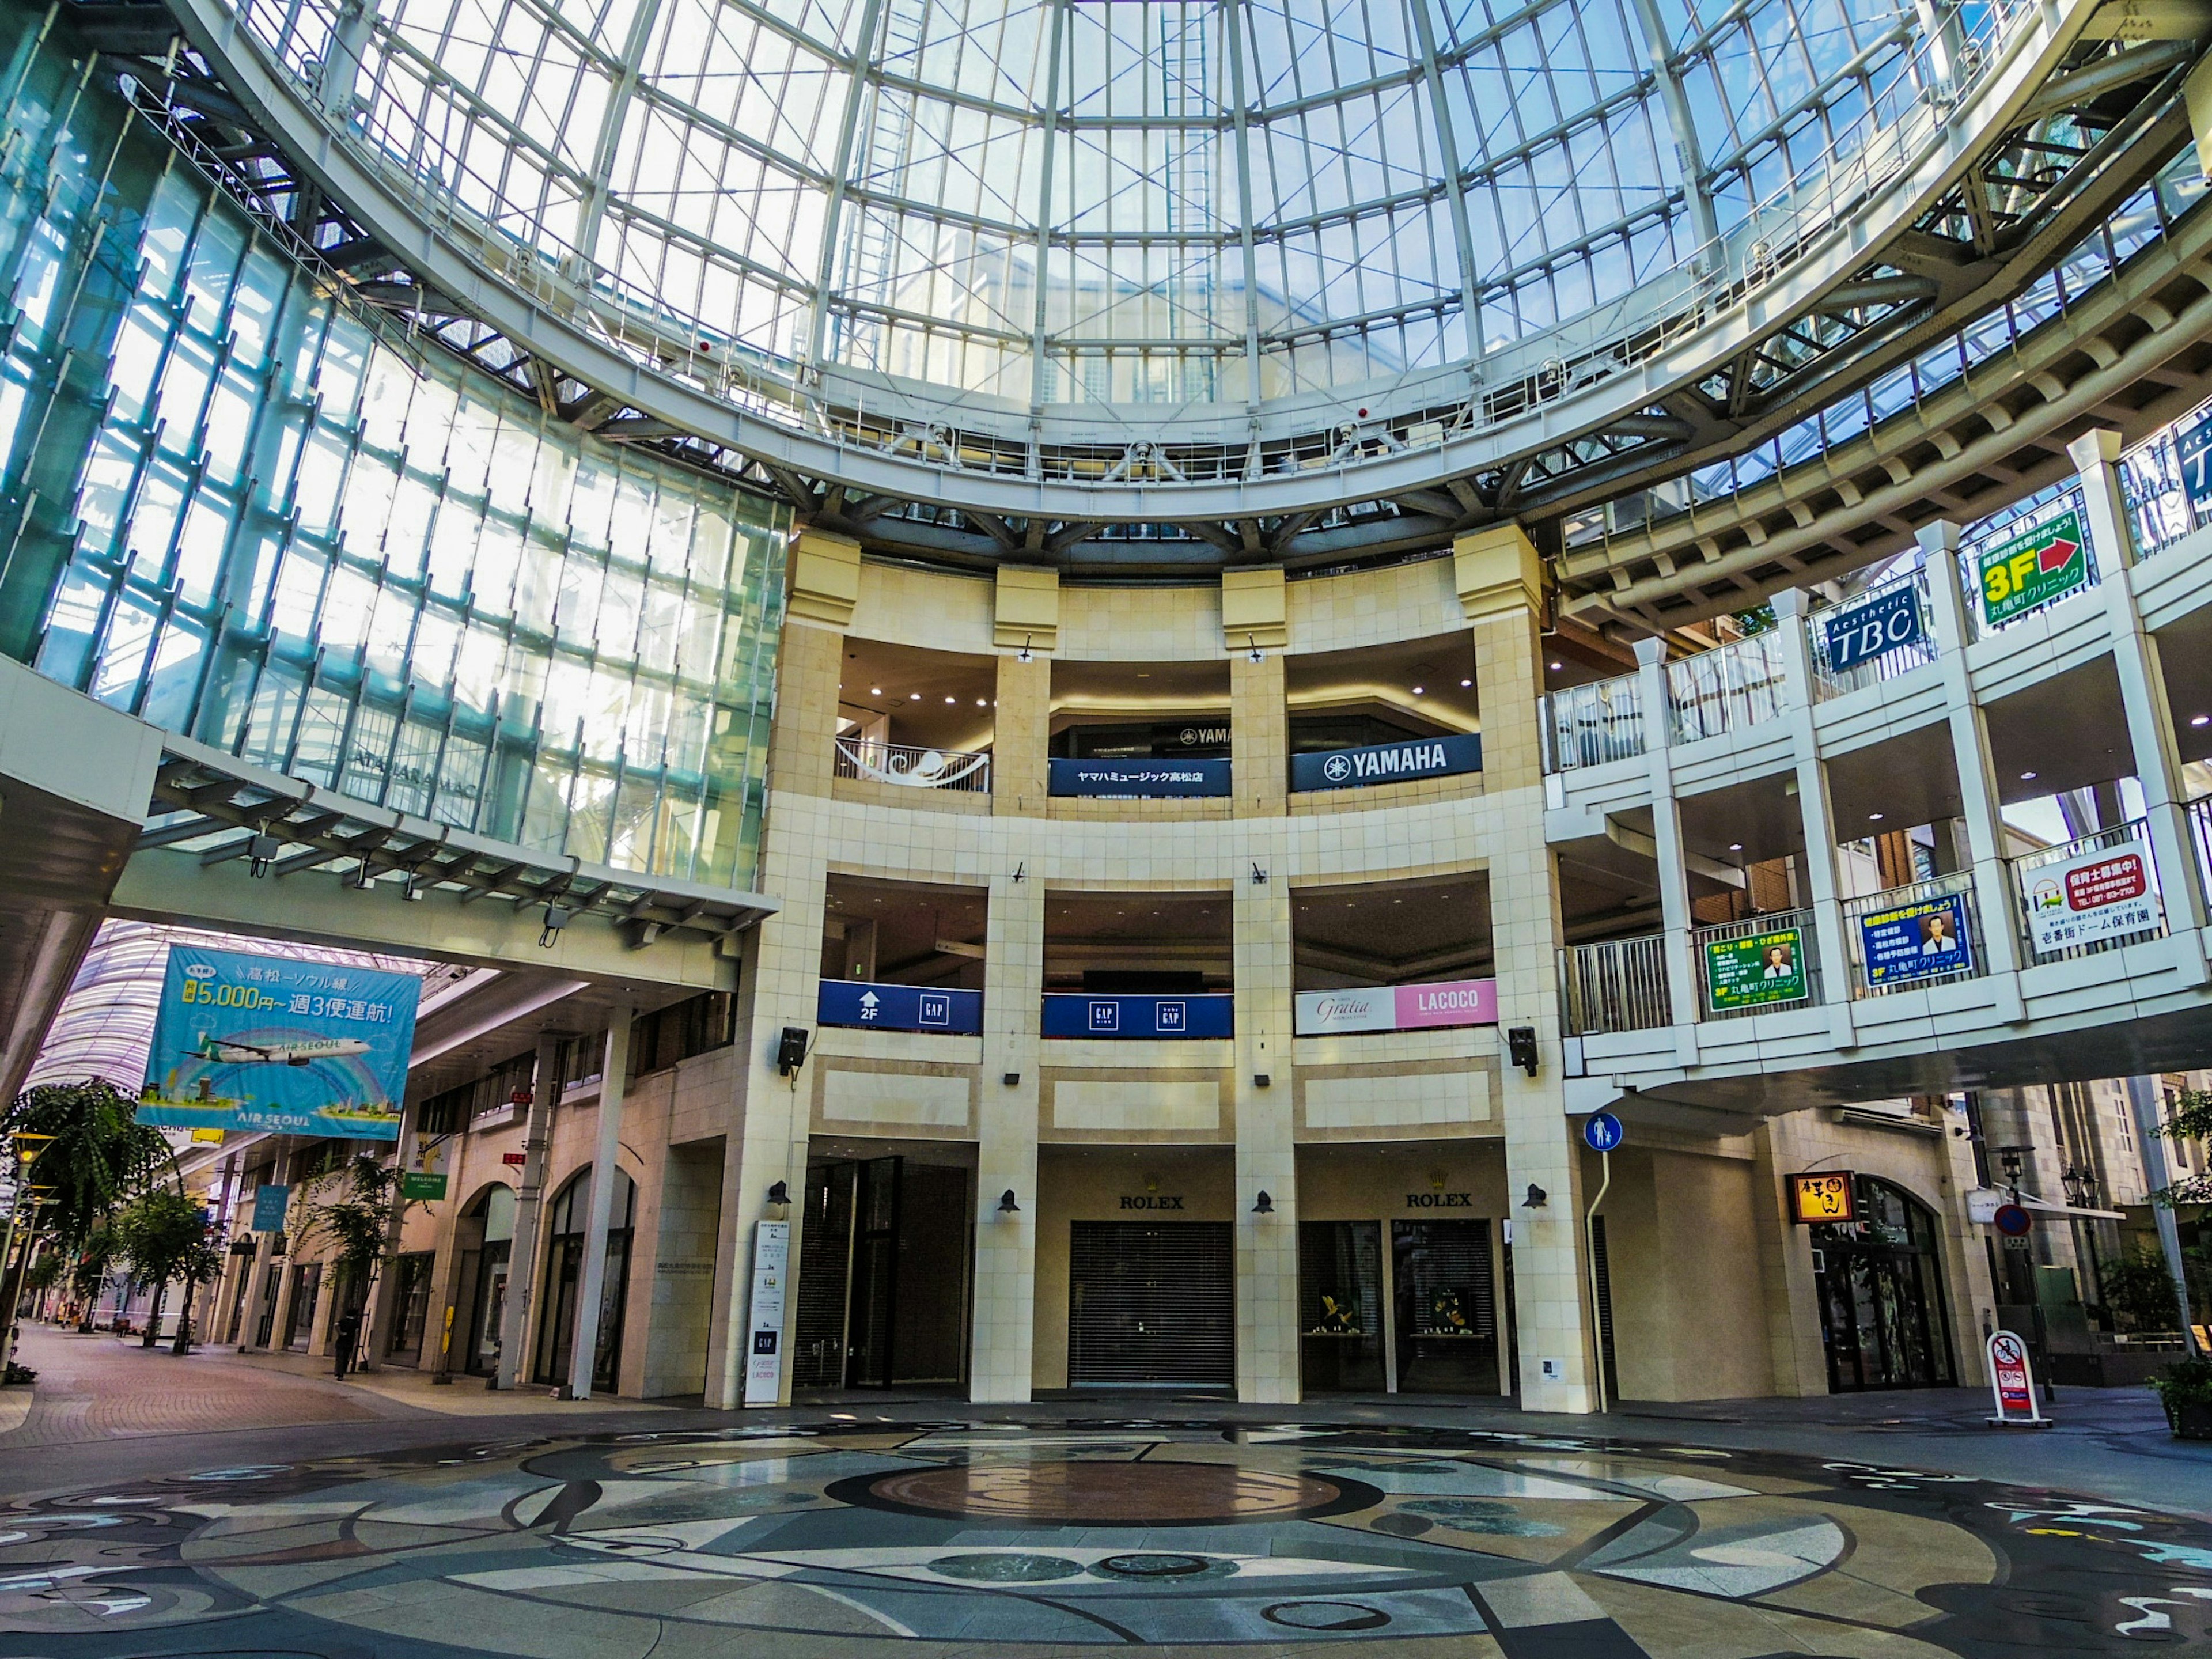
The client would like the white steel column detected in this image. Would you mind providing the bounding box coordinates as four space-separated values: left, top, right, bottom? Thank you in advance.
564 1008 634 1400
1919 521 2029 1023
494 1032 563 1390
971 867 1042 1401
1770 589 1858 1048
1634 638 1702 1062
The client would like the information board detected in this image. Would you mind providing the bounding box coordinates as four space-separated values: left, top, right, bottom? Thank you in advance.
1704 926 1808 1012
1976 509 2088 629
743 1219 789 1407
2021 838 2161 955
1857 893 1974 986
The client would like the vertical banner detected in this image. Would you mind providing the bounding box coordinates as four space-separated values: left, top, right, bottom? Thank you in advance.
138 946 422 1140
743 1219 790 1407
249 1185 290 1233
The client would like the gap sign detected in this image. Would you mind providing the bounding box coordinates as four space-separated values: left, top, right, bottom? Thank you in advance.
1978 508 2087 630
1823 584 1923 675
1041 993 1235 1039
817 979 983 1035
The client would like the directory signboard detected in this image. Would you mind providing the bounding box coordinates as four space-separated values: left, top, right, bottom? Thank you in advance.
1857 893 1973 986
2022 838 2161 955
138 945 421 1141
1976 509 2087 630
1703 926 1807 1012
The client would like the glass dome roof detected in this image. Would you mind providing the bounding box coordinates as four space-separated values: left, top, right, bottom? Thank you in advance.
327 0 1916 412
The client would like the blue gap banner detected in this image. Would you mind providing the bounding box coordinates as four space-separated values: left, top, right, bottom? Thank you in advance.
817 979 983 1035
1048 757 1232 798
1291 731 1482 792
1041 993 1236 1039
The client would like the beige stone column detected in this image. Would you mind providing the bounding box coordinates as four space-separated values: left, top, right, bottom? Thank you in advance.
972 867 1042 1399
1458 525 1597 1413
993 566 1058 816
1225 568 1289 817
1234 873 1300 1402
712 528 857 1407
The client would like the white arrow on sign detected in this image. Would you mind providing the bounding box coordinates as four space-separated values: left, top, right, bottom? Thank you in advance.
859 991 880 1019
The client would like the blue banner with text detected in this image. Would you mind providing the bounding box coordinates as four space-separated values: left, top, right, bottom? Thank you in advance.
1048 757 1232 798
817 979 983 1035
1041 993 1235 1039
1291 731 1482 792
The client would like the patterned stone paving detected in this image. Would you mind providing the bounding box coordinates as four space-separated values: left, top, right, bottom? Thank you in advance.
0 1418 2207 1656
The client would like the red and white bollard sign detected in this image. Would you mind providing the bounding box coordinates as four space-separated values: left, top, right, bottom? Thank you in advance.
1986 1329 2051 1427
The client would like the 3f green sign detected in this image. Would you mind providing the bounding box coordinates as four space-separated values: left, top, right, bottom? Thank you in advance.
1978 509 2086 628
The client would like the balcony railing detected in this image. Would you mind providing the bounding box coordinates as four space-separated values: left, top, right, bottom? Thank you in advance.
833 737 992 793
1541 675 1646 772
1841 872 1982 997
1666 630 1789 744
1558 931 1672 1036
1694 907 1823 1020
1806 566 1938 702
2011 817 2167 965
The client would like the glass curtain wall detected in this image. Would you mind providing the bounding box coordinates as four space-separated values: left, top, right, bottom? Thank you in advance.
0 5 787 888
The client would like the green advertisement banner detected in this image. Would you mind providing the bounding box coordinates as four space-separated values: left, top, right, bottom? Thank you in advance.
1704 926 1808 1011
1976 508 2086 629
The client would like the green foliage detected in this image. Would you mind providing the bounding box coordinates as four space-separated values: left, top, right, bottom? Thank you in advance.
2150 1355 2212 1414
115 1188 219 1293
2150 1088 2212 1207
3 1078 175 1246
2097 1248 2182 1330
295 1156 409 1291
69 1225 118 1302
22 1254 61 1291
1732 603 1777 637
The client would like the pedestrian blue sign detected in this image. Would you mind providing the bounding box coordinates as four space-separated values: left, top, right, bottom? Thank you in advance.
1041 993 1236 1039
1823 583 1923 675
1856 892 1974 987
1048 757 1232 798
817 979 983 1035
138 945 422 1140
1291 732 1483 793
1583 1112 1624 1153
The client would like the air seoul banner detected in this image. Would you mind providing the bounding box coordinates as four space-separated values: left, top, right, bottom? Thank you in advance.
1294 977 1499 1036
1291 732 1482 793
138 946 422 1141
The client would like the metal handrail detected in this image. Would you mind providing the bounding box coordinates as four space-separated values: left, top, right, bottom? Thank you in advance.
1558 933 1673 1036
2011 817 2167 963
832 737 993 793
1542 676 1647 774
1840 871 1983 996
1806 565 1938 701
1692 907 1823 1018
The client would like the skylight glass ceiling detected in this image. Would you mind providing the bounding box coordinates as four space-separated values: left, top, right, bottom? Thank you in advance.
305 0 1921 407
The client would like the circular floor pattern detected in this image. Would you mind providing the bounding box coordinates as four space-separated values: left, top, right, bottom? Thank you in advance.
0 1418 2207 1657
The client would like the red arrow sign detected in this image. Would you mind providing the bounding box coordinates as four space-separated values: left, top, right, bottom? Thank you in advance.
2037 536 2078 574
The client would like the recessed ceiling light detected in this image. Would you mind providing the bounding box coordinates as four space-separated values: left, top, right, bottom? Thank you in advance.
1868 812 1884 821
2020 770 2037 781
1411 685 1425 695
945 695 956 703
2194 714 2210 727
1549 661 1563 670
1729 842 1743 851
976 698 987 706
1460 678 1472 688
910 692 923 700
869 685 881 695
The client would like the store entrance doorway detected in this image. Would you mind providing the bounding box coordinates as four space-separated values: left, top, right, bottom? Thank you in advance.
1810 1176 1957 1391
791 1154 972 1391
1391 1219 1502 1394
1068 1221 1234 1389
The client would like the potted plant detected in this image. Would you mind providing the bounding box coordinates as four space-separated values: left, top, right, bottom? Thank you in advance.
2149 1356 2212 1440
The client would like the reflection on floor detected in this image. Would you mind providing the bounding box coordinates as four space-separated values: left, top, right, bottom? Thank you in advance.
2 1416 2208 1654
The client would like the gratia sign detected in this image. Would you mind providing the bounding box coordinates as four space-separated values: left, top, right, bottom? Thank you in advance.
1293 977 1498 1036
1976 508 2088 629
2022 838 2161 956
742 1219 789 1407
1823 583 1923 675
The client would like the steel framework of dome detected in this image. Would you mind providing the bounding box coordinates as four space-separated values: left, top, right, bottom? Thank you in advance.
77 0 2212 615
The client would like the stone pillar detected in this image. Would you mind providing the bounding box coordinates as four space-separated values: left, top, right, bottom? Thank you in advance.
1919 521 2029 1022
772 529 864 798
1770 589 1858 1047
1457 525 1597 1413
1224 567 1289 817
993 566 1059 816
495 1032 563 1389
564 1006 632 1400
972 867 1042 1400
1634 638 1703 1059
1234 872 1298 1403
253 1147 297 1350
2071 429 2210 957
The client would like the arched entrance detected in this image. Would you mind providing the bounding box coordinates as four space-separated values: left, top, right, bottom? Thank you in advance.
532 1168 637 1392
458 1184 517 1377
1810 1175 1956 1392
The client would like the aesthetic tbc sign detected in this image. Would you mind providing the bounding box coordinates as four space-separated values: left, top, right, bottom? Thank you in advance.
742 1219 789 1408
1048 757 1232 797
1856 892 1974 986
817 979 984 1035
1976 507 2088 629
138 945 422 1141
1042 994 1235 1039
1788 1171 1857 1224
1293 977 1499 1036
2179 407 2212 522
1703 926 1808 1012
1823 583 1923 675
1291 732 1483 793
2022 838 2161 955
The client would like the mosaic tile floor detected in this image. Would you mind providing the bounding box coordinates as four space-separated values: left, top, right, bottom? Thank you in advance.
2 1416 2207 1656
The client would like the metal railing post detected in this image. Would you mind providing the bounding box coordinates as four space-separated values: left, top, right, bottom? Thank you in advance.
1635 638 1700 1062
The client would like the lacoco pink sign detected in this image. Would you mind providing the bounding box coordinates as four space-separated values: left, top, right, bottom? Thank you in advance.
1294 977 1499 1035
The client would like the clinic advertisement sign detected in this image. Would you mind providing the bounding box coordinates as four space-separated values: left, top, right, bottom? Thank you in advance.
1048 757 1231 798
1857 893 1974 986
1823 584 1923 675
2023 838 2162 955
817 979 983 1035
1293 977 1499 1036
1291 732 1483 793
138 946 422 1140
1041 993 1235 1039
1703 926 1807 1011
1976 509 2088 629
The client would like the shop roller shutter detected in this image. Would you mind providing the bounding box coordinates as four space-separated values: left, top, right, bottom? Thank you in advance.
1069 1221 1233 1387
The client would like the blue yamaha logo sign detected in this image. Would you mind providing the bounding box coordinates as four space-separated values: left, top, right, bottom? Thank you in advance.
1322 753 1353 782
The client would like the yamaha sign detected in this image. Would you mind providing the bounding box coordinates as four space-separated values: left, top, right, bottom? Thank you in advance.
1292 731 1482 793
